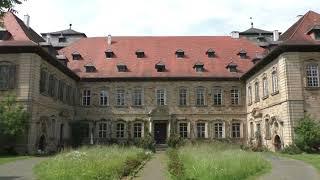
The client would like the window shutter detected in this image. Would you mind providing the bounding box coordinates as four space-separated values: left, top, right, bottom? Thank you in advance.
8 65 16 89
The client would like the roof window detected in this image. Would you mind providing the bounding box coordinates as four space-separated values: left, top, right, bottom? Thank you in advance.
175 49 185 58
84 63 96 72
105 49 114 58
117 63 128 72
135 49 145 58
237 49 247 59
206 48 215 58
193 62 204 72
155 62 166 72
72 51 82 60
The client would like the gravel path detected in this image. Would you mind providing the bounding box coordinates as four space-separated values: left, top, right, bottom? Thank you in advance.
0 157 46 180
134 151 167 180
260 155 320 180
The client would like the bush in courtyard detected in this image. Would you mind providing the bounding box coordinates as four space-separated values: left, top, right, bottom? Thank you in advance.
167 149 185 179
281 144 303 154
167 133 184 148
135 133 155 152
294 115 320 153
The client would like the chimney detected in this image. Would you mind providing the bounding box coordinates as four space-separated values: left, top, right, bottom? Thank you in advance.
231 31 240 39
273 30 279 41
107 34 112 45
23 14 30 28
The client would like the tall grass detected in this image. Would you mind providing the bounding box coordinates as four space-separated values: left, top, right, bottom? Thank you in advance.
169 142 270 180
34 145 149 180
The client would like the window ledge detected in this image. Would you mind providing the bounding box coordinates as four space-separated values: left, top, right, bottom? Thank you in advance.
271 91 279 96
305 86 320 90
262 95 269 100
212 104 224 107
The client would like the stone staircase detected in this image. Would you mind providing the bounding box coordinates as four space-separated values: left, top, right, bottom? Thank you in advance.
155 144 168 152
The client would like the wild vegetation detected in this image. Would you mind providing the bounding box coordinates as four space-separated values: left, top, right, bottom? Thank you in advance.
34 145 151 180
167 142 270 180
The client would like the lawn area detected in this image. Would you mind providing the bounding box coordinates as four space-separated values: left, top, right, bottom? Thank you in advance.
168 142 271 180
0 155 29 165
34 145 151 180
280 153 320 171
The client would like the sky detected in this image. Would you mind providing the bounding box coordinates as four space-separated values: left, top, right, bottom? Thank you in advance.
14 0 320 37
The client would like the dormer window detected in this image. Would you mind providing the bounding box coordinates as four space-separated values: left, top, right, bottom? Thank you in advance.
105 49 114 58
175 49 184 58
0 28 12 40
226 62 238 72
84 63 96 73
257 35 266 42
58 35 66 43
117 63 127 72
56 55 68 66
237 49 247 59
206 49 215 58
135 49 145 58
155 62 166 72
72 51 82 60
193 62 204 72
307 25 320 40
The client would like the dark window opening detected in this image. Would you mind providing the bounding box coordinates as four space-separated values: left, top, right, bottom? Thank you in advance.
58 36 66 43
105 49 114 58
117 64 127 72
0 30 12 40
135 49 145 58
226 62 238 72
175 49 184 58
193 62 204 72
237 49 247 59
72 52 82 60
206 49 215 58
84 64 96 73
155 62 166 72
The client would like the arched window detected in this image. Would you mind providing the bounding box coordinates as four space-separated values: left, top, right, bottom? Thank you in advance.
179 87 187 106
133 122 143 138
0 62 16 90
98 122 108 138
100 90 109 106
116 122 125 138
263 77 268 97
248 86 252 104
306 64 319 87
196 87 205 106
265 119 271 139
272 70 279 93
231 87 240 105
254 82 259 102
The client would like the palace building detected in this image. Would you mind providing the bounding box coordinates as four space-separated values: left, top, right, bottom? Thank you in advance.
1 10 320 154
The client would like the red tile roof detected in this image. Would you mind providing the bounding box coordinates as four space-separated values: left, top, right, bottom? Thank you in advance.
279 10 320 44
59 36 265 78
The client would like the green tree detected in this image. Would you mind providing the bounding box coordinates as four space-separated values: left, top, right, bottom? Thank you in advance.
0 94 29 136
0 0 25 16
294 115 320 153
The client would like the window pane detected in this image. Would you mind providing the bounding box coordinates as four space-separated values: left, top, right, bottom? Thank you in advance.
196 87 205 106
82 90 91 106
179 88 187 106
100 90 108 106
306 64 319 87
116 89 125 106
197 123 206 138
133 123 142 138
231 88 240 105
213 88 222 105
133 89 143 106
156 89 165 106
179 123 188 138
214 123 223 138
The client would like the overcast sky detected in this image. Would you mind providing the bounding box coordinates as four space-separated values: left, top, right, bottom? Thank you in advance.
15 0 320 37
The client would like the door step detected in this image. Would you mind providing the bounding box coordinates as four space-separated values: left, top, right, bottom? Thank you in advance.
155 144 168 151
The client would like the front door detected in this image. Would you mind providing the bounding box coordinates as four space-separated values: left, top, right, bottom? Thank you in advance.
154 123 167 144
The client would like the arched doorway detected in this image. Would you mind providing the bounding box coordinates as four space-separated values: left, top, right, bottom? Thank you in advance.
38 135 46 152
274 135 281 151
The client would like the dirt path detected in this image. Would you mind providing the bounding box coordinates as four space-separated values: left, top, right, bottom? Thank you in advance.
0 157 46 180
134 151 167 180
260 155 320 180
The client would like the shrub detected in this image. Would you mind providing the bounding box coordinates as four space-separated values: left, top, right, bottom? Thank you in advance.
167 133 184 148
294 115 320 153
281 144 303 155
135 133 155 152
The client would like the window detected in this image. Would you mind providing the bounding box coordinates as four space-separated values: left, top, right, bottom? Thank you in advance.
175 49 184 58
248 86 252 104
135 49 145 58
256 123 261 137
72 52 82 60
231 88 240 105
155 62 166 72
238 49 247 59
105 49 114 58
116 89 125 106
265 119 271 139
254 82 259 102
156 89 166 106
214 122 224 138
232 123 241 138
133 123 142 138
179 122 188 138
315 32 320 40
48 75 57 97
117 64 127 72
100 90 108 106
206 49 215 58
193 63 204 72
58 36 66 43
99 123 107 138
84 64 96 73
197 123 206 138
306 64 319 87
250 122 254 138
0 63 15 90
82 90 91 106
213 88 222 105
116 123 125 138
272 71 279 93
226 63 238 72
179 88 187 106
263 77 268 97
58 80 65 102
66 85 72 105
196 87 205 106
133 88 143 106
40 69 48 94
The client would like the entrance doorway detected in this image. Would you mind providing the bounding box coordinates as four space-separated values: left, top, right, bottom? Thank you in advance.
154 122 167 144
274 135 282 151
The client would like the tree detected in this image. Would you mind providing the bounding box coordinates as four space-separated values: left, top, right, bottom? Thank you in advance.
294 115 320 153
0 0 25 17
0 94 29 136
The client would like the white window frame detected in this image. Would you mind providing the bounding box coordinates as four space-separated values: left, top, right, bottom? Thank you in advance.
272 71 279 93
178 122 188 138
133 122 143 138
213 87 222 105
82 89 91 106
306 64 319 87
231 88 240 105
231 122 241 138
132 88 143 106
248 86 252 104
196 122 206 138
254 82 259 102
116 89 125 106
98 123 108 138
116 122 125 138
214 122 224 138
179 88 187 106
196 87 205 106
100 90 109 106
156 89 166 106
263 77 268 97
